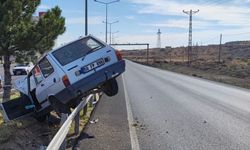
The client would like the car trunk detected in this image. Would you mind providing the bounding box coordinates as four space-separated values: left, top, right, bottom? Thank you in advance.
62 48 117 85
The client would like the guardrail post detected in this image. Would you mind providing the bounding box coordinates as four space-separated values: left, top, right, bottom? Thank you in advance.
74 112 80 135
89 95 94 108
46 95 94 150
83 103 88 116
59 113 68 150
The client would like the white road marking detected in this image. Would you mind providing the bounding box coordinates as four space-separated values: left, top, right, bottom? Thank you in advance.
122 74 140 150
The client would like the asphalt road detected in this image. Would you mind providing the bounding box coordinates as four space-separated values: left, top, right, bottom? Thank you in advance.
0 64 25 87
76 76 131 150
123 61 250 150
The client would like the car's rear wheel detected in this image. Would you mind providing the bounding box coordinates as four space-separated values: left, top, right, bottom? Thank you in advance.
102 78 118 96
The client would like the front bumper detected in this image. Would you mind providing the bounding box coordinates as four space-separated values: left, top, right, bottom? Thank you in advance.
54 60 125 104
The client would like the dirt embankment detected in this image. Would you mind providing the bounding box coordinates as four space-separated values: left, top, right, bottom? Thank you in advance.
0 117 56 150
0 96 96 150
122 40 250 89
143 59 250 89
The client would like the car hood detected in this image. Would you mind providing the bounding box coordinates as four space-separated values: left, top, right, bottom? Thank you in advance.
14 76 28 95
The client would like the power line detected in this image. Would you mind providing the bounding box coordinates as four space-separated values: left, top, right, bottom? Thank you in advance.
203 35 219 44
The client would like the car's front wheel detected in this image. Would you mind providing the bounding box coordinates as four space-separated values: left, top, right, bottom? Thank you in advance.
102 78 118 96
48 96 71 114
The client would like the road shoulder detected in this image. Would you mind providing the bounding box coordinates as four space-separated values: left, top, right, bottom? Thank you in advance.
75 76 131 150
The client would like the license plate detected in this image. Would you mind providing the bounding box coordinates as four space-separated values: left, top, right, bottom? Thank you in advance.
81 58 105 73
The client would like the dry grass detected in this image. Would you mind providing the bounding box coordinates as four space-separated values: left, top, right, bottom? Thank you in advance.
0 90 21 102
68 103 94 136
0 94 100 149
147 61 250 89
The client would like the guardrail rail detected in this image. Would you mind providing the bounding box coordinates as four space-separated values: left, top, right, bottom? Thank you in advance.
46 93 99 150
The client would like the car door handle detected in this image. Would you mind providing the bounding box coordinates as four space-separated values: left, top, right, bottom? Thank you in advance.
41 84 45 87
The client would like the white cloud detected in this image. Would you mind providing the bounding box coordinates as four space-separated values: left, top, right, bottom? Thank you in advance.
38 4 51 10
54 0 250 48
141 19 217 29
129 0 250 29
66 16 104 25
126 16 136 20
115 25 250 49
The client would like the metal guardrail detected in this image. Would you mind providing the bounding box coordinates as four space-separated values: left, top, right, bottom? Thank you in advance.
46 94 96 150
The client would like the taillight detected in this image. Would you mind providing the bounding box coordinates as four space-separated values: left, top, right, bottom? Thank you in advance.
115 50 123 60
62 75 71 87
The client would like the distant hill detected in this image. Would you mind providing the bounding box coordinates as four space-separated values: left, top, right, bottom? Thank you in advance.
121 40 250 62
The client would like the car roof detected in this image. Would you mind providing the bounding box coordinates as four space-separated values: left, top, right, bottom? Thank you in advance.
48 35 107 55
36 35 107 63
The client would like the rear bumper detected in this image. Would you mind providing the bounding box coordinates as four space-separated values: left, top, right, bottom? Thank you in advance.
54 60 125 104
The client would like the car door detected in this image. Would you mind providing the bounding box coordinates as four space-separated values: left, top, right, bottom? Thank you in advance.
32 64 47 104
0 79 34 121
37 56 63 101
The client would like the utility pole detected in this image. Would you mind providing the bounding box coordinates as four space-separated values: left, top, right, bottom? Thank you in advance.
183 9 199 66
94 0 119 43
85 0 88 36
195 42 198 60
219 34 222 63
147 44 149 64
103 20 119 44
111 31 119 44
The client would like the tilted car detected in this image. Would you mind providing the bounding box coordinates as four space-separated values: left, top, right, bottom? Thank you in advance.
0 35 125 121
13 63 34 75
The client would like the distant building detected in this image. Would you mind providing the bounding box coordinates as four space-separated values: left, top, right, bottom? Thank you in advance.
39 12 46 17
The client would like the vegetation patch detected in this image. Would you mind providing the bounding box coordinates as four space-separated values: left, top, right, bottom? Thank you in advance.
149 61 250 89
0 95 99 150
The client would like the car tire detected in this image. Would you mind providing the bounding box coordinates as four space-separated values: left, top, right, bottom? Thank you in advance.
48 96 71 114
102 78 118 97
34 114 48 122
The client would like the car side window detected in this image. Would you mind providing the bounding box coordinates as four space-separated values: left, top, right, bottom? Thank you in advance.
39 57 54 78
86 38 101 50
32 66 43 85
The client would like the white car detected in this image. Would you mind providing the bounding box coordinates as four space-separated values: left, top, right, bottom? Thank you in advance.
0 35 125 121
13 63 34 75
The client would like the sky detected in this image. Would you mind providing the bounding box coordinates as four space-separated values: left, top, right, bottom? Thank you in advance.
37 0 250 49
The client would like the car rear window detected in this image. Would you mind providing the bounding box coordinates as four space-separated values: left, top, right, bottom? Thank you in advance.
52 37 104 66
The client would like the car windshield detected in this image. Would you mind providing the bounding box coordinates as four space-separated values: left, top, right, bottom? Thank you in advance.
52 37 104 66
